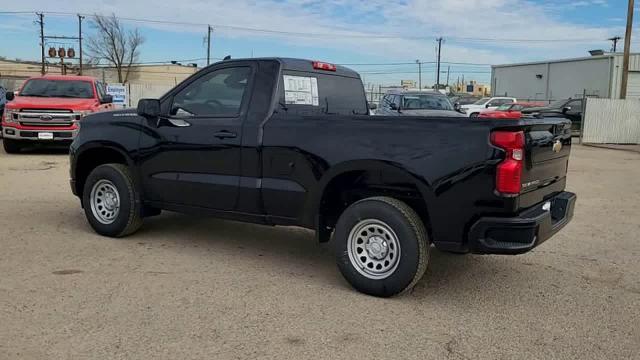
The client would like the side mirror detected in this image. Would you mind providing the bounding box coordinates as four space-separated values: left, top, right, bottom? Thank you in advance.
368 102 377 110
454 102 460 111
5 91 14 101
562 106 571 113
389 103 398 111
101 95 113 104
485 104 491 108
137 98 161 117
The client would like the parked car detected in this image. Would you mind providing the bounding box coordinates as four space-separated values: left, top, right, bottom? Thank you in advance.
0 85 5 138
477 102 544 119
69 58 576 297
460 97 517 117
376 90 464 117
521 98 584 131
2 75 114 153
449 94 481 106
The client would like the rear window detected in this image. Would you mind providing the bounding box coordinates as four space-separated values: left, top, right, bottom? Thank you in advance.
280 71 367 115
401 94 453 110
20 79 95 99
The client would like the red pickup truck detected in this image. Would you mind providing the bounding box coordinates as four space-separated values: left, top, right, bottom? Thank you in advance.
2 75 114 153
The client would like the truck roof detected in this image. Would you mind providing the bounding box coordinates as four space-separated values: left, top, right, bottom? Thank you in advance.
27 75 98 82
219 57 361 79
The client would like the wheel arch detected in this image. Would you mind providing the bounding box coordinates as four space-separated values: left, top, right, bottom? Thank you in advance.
309 160 435 242
73 142 135 198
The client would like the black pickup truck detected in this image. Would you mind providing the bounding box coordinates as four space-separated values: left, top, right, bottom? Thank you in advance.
69 58 576 297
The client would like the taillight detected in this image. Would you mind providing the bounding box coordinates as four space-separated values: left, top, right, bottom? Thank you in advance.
312 61 337 71
491 130 525 195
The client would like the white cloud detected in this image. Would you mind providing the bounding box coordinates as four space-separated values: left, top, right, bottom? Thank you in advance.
2 0 619 66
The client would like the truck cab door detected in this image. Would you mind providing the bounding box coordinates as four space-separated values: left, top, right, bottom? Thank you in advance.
138 64 254 211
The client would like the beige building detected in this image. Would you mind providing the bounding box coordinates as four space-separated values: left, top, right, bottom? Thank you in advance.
451 80 491 97
0 59 198 90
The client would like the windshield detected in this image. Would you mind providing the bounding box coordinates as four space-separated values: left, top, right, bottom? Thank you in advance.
401 94 453 110
548 99 568 108
472 97 491 105
496 104 512 111
20 79 94 99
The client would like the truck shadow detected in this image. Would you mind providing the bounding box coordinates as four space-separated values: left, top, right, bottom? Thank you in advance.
134 211 535 298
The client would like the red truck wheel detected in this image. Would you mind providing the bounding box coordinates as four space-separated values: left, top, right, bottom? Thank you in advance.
2 139 24 154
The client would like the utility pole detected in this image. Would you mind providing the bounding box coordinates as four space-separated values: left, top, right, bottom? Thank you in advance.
36 12 45 75
207 25 213 66
416 60 421 89
608 36 621 52
78 14 84 75
621 0 634 99
436 37 443 89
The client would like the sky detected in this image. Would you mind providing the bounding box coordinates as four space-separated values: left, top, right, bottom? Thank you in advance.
0 0 633 86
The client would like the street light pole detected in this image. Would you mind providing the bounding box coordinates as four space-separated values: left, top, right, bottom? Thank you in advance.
416 60 421 89
436 37 443 89
207 25 213 66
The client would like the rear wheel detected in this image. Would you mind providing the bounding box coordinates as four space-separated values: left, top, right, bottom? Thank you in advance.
2 139 24 154
82 164 143 237
334 196 429 297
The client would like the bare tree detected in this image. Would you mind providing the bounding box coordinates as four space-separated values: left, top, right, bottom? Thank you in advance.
86 14 144 83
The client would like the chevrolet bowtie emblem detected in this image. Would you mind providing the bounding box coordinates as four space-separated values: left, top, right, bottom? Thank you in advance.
552 140 562 153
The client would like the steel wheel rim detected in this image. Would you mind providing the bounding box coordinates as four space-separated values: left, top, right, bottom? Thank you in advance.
90 179 120 225
347 219 401 280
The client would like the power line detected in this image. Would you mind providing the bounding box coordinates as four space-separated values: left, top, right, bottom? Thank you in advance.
0 10 615 43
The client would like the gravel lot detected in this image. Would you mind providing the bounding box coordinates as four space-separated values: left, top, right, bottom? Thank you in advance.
0 143 638 359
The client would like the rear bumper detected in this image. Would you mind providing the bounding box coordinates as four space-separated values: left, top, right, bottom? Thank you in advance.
468 191 576 255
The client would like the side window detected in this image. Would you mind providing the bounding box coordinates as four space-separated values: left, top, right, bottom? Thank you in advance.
487 99 499 107
390 95 401 108
95 82 107 101
171 67 251 117
504 98 514 104
381 95 390 108
567 99 583 112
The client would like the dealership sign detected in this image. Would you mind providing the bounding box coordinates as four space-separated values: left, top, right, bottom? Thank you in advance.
106 84 128 107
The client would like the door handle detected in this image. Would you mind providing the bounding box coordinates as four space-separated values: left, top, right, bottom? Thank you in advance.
213 130 237 139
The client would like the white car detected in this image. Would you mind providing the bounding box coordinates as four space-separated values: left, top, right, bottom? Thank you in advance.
460 97 517 117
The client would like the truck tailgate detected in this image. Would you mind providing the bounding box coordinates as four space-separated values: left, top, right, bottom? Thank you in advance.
519 118 572 209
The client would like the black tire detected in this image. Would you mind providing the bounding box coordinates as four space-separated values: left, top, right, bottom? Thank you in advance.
469 112 479 118
334 196 429 297
3 139 23 154
82 163 143 237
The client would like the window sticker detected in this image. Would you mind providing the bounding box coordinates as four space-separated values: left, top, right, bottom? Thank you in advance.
283 75 319 106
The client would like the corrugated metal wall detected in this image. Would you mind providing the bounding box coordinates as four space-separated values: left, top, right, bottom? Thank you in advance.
609 54 640 99
492 56 611 100
492 54 640 100
582 98 640 144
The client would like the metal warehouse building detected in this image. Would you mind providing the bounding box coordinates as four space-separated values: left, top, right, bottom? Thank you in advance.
491 53 640 101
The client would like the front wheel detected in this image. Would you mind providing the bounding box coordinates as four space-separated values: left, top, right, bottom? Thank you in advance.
82 164 143 237
469 112 479 118
334 197 429 297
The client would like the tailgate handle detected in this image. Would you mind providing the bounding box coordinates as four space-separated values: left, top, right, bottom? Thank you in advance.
213 130 237 139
